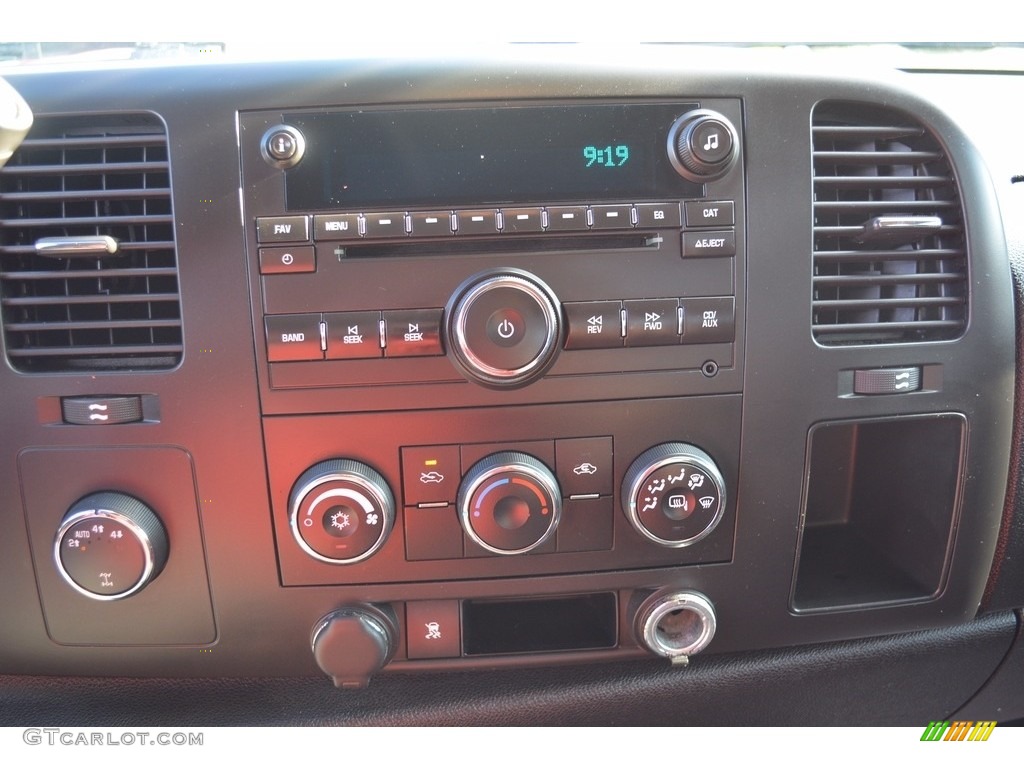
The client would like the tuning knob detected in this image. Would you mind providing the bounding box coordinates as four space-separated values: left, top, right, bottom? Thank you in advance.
311 605 398 688
289 459 395 564
458 452 562 554
622 443 726 547
667 109 738 181
54 491 168 600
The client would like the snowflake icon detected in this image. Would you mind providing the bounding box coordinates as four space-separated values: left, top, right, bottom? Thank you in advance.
330 511 351 531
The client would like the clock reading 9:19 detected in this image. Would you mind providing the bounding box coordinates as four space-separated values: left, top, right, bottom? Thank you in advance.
583 144 630 168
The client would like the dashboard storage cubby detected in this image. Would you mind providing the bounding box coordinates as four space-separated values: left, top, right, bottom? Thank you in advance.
793 414 966 611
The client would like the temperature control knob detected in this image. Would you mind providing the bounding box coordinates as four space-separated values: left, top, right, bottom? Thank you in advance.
667 109 738 181
458 452 562 554
622 443 726 547
54 492 168 600
290 459 395 564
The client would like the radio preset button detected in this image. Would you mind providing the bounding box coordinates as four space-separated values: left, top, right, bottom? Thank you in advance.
409 211 454 237
624 299 680 347
324 311 383 360
501 208 544 233
635 202 681 229
384 309 444 357
591 204 634 229
546 206 589 232
684 201 734 228
363 212 408 238
265 314 324 361
455 209 499 235
564 301 623 350
314 214 361 241
257 215 309 243
259 245 315 275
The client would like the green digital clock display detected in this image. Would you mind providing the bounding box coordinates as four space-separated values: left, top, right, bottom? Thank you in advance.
584 145 630 168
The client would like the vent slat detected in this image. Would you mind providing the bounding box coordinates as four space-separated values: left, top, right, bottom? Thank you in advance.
812 125 925 139
0 114 182 372
0 241 175 256
0 267 178 281
812 320 962 335
813 150 942 164
813 175 952 189
15 134 167 150
6 344 183 358
812 248 964 263
811 102 967 346
0 161 169 176
814 200 958 212
2 293 180 307
0 214 174 228
813 296 963 311
0 188 171 203
813 273 963 288
5 318 182 332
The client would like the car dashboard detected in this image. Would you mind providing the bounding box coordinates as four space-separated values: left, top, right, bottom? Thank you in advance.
1 47 1023 726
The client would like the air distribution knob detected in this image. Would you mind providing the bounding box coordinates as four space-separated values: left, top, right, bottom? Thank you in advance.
458 451 562 554
667 109 739 181
622 443 726 547
54 491 168 600
290 459 395 564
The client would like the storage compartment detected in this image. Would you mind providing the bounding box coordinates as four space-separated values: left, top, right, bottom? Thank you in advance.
462 593 617 655
793 414 965 611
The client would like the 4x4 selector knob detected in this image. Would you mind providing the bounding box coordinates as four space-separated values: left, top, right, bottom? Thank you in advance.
458 452 562 554
622 443 726 547
446 268 561 388
54 492 168 600
289 459 395 564
667 109 738 181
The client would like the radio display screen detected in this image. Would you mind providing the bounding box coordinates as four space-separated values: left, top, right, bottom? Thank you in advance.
283 104 703 210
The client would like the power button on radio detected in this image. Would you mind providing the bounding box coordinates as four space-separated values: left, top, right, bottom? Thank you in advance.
447 269 561 388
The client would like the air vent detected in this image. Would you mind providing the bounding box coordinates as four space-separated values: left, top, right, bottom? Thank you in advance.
811 102 966 345
0 113 182 371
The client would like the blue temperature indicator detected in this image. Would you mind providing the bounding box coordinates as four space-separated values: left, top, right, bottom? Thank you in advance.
584 145 630 168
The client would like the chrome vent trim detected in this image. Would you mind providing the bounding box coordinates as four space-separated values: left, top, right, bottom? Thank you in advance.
811 102 967 345
0 113 182 371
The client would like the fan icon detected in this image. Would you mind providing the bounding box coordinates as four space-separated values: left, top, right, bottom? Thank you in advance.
366 513 379 526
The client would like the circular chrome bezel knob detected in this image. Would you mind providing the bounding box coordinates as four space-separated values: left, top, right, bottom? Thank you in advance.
622 442 727 548
289 459 395 565
54 491 168 601
458 451 562 555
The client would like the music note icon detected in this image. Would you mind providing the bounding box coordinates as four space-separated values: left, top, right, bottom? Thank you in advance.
703 133 719 152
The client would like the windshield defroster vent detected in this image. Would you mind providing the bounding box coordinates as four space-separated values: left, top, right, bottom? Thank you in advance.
811 102 966 345
0 113 182 372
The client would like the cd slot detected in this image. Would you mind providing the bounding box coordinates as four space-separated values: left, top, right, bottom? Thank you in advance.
333 232 665 260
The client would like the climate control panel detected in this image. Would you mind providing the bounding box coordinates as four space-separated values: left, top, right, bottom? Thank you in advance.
266 395 740 587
